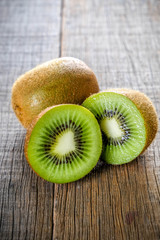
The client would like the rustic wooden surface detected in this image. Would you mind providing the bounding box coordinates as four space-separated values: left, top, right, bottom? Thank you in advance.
0 0 160 239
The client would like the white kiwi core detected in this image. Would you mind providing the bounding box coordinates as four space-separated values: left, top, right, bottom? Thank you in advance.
100 117 124 138
50 130 76 156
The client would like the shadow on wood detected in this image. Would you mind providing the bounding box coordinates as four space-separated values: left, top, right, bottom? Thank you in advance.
53 153 160 240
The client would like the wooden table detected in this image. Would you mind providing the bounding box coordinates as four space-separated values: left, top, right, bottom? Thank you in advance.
0 0 160 239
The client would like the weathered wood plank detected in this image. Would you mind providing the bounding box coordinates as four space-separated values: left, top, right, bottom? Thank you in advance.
53 0 160 239
0 0 61 239
0 0 160 239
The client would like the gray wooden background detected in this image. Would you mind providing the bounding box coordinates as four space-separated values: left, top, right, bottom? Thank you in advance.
0 0 160 239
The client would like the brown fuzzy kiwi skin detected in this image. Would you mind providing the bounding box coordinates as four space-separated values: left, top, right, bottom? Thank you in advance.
12 57 99 129
105 88 159 152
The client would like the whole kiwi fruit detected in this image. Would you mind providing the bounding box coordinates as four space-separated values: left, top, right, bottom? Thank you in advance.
105 88 158 152
12 57 99 128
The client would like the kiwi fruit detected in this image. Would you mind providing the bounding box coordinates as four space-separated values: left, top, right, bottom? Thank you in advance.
25 104 102 183
104 88 158 152
12 57 99 128
82 91 154 165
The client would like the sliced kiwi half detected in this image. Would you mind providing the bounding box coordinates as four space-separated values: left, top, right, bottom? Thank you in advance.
82 92 146 165
25 104 102 183
105 88 158 152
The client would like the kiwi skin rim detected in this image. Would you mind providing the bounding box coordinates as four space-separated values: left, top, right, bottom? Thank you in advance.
12 57 99 129
24 106 56 178
104 88 159 153
24 104 102 182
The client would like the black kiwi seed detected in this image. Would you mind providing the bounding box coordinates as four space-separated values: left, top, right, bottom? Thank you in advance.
72 122 76 127
96 114 100 119
48 133 55 139
117 114 122 119
44 144 51 151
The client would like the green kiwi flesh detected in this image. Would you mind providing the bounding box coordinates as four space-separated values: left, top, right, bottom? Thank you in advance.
82 92 146 165
25 104 102 183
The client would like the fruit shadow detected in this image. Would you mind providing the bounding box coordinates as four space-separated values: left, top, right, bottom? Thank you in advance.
78 154 146 184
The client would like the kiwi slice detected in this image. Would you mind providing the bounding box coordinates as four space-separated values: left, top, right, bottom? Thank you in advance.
82 92 146 165
105 88 158 152
25 104 102 183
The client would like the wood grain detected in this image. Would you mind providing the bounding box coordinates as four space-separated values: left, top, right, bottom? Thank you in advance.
0 0 61 239
53 0 160 239
0 0 160 239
